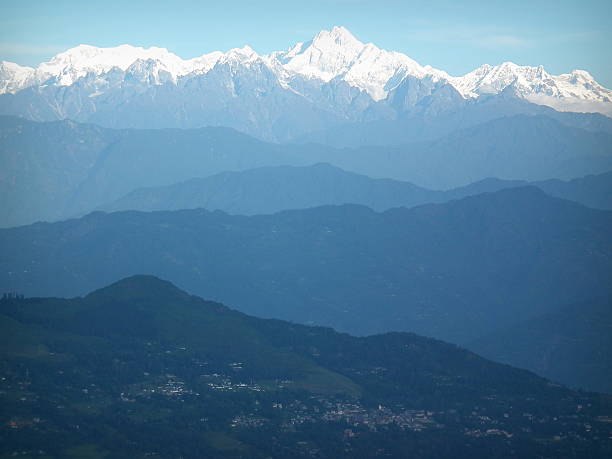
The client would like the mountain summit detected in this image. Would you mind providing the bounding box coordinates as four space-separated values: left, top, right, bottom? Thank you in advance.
278 26 447 101
0 27 610 141
1 26 609 107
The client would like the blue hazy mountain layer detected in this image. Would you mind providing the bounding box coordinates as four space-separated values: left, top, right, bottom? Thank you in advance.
1 188 610 350
100 163 612 216
2 115 611 228
468 299 612 393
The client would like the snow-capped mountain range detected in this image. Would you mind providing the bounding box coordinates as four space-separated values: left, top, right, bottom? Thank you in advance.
1 26 610 141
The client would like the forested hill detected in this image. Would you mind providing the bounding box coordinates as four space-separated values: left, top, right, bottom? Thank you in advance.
2 187 611 347
1 275 611 458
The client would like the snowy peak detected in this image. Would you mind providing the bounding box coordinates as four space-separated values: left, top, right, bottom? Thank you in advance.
44 44 176 71
0 60 34 74
0 61 36 94
279 26 446 100
553 69 610 100
221 45 260 64
314 25 363 49
125 59 175 85
184 52 224 75
281 26 368 82
451 61 612 104
7 44 227 90
0 26 610 115
37 44 188 85
0 44 238 91
451 62 551 97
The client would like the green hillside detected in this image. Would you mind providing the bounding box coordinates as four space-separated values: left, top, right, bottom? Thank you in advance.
1 276 611 458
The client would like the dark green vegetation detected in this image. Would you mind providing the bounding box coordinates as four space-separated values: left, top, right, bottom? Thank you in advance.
2 187 611 392
1 275 611 458
2 115 612 227
101 163 612 216
468 299 612 394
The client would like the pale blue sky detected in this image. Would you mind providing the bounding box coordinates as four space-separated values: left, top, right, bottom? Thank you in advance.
1 0 611 86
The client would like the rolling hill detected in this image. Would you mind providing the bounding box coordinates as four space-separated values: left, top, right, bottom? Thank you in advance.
2 115 611 228
100 164 612 216
1 275 611 458
1 187 610 351
467 299 612 394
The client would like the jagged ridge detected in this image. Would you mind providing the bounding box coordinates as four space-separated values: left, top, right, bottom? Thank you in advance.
1 26 610 112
